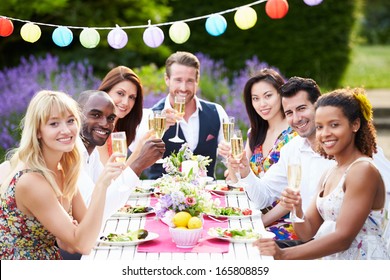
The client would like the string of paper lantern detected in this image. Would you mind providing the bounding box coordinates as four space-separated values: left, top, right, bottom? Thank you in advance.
0 0 323 49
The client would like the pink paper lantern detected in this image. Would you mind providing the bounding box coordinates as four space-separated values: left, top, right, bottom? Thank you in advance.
303 0 323 6
143 26 164 48
108 26 128 49
265 0 289 19
0 17 14 37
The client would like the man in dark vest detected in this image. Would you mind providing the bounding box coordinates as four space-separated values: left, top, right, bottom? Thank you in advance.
147 51 228 179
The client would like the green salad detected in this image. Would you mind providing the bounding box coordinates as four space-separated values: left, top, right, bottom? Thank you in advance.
100 229 148 242
211 227 260 239
118 205 153 214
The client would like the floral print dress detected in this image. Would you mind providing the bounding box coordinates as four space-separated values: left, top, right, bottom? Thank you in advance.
249 126 298 240
0 170 62 260
315 158 390 259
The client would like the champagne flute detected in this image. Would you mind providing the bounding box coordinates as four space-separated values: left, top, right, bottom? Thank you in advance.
230 129 244 182
169 96 185 143
111 131 127 163
148 111 155 131
285 158 304 223
154 110 166 164
222 116 235 166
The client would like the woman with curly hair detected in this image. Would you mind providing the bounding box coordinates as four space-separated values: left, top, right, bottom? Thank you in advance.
255 87 390 259
97 66 152 164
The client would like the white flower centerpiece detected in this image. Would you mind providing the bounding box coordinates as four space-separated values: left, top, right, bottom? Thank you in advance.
152 144 219 227
162 143 212 179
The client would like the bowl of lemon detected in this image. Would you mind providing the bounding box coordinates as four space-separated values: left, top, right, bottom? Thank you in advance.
169 211 203 248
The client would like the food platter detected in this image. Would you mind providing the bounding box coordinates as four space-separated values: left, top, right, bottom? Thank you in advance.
129 186 155 197
205 183 245 195
206 208 261 220
207 227 275 243
112 205 154 217
98 232 159 246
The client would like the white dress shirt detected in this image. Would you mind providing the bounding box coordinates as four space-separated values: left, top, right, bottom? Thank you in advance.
162 96 228 151
77 138 140 222
241 135 390 212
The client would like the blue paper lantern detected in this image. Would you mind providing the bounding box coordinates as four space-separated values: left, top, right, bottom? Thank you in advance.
205 14 227 36
143 26 164 48
108 26 128 49
52 26 73 47
303 0 323 6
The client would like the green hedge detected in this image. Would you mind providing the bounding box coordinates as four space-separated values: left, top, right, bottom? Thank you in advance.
165 0 358 89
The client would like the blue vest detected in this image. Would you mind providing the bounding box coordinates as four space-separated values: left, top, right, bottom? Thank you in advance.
146 98 220 179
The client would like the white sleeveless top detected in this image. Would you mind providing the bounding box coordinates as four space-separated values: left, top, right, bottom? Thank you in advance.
315 157 390 259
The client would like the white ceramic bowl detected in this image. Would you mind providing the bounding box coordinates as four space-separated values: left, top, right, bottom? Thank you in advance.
169 227 203 248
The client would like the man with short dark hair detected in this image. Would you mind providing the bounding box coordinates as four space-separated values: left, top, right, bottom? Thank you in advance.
147 51 228 179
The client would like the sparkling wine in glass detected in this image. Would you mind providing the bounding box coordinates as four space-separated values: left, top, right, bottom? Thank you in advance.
153 110 166 164
111 131 127 163
169 96 185 143
153 110 166 139
285 158 304 223
230 129 244 181
148 111 155 131
222 116 235 166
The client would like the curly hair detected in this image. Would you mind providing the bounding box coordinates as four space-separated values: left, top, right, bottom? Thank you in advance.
315 88 377 159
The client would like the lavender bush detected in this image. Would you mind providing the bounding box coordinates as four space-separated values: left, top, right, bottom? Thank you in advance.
0 54 101 158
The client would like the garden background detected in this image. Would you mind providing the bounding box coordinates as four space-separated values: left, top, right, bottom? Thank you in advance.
1 0 389 178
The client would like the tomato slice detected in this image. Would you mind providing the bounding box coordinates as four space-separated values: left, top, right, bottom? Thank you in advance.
223 231 232 237
242 209 252 216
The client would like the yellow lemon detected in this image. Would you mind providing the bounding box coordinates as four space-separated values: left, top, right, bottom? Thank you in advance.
187 216 202 229
176 226 189 230
172 211 192 228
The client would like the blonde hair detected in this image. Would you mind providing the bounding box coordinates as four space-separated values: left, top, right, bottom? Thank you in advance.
1 90 81 200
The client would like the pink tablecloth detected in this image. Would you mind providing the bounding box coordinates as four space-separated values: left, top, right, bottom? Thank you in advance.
137 195 229 253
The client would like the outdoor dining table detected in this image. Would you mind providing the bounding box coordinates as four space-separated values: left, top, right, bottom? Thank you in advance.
81 180 273 261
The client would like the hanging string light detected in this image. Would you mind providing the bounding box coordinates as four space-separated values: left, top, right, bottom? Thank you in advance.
0 17 14 37
52 26 73 47
20 22 41 43
0 0 322 49
107 25 128 49
265 0 289 19
234 6 257 30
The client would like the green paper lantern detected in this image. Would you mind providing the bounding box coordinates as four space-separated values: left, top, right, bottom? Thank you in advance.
79 28 100 49
169 22 190 44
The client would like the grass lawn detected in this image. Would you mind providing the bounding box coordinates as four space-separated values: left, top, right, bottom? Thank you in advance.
341 45 390 89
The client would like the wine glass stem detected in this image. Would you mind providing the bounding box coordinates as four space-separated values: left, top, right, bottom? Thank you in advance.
175 121 180 137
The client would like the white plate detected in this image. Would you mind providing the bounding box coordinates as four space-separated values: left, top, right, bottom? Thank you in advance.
207 209 261 220
98 232 159 246
207 228 275 243
112 208 155 218
129 187 155 197
205 183 245 195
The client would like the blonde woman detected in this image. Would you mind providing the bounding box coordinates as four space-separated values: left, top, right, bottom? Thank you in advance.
0 90 123 259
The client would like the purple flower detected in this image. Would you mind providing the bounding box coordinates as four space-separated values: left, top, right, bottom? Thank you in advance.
159 194 173 209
